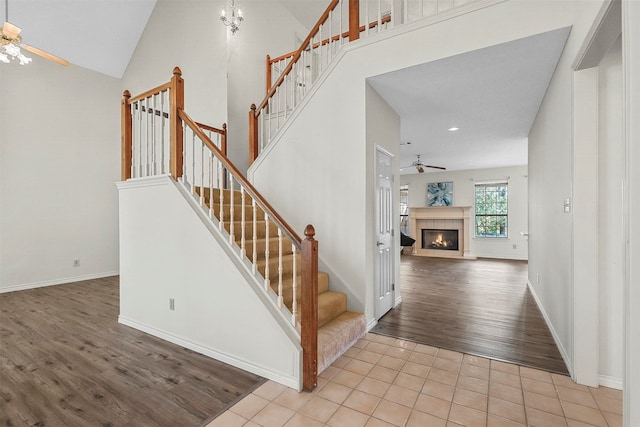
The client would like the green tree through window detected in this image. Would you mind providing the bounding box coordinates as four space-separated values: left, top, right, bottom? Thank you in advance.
475 183 508 238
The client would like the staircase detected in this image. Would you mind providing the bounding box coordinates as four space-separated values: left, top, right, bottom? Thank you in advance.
197 187 366 373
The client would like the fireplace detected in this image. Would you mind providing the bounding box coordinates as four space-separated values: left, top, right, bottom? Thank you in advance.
409 206 474 259
422 229 459 251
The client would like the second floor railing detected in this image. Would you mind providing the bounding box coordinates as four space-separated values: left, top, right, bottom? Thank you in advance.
249 0 484 164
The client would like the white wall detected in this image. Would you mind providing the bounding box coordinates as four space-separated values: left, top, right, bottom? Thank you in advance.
598 36 624 386
117 176 301 389
122 0 229 127
0 56 121 291
401 165 529 260
527 0 605 377
226 1 309 173
366 84 401 318
251 0 597 325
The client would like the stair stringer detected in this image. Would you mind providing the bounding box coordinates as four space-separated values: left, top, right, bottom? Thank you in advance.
117 175 303 390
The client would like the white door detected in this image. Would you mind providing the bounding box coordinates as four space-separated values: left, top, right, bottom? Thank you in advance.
375 148 395 319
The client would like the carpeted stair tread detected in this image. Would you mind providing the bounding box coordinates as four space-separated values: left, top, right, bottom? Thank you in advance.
270 272 330 308
245 237 295 261
257 253 301 282
317 291 347 328
226 220 280 241
318 311 367 373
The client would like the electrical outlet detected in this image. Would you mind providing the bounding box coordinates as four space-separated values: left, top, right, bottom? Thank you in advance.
513 244 517 249
536 273 540 284
73 259 80 267
169 298 175 311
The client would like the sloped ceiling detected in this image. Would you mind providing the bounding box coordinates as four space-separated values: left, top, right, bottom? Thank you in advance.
1 0 156 78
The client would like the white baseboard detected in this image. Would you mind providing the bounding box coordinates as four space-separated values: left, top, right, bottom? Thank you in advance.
599 374 623 390
395 295 403 307
0 271 119 294
367 318 378 331
118 316 301 391
526 280 574 376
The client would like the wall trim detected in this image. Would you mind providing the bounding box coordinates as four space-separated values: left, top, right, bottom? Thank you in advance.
367 318 378 331
118 316 301 391
527 280 574 376
0 271 119 294
599 374 623 390
115 174 171 190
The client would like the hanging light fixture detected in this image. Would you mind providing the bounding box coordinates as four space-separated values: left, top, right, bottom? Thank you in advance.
1 1 32 65
220 0 244 35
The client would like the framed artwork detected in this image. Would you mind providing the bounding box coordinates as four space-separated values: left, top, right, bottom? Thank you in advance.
427 182 453 206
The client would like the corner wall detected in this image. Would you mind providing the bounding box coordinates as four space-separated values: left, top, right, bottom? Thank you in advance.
0 57 121 291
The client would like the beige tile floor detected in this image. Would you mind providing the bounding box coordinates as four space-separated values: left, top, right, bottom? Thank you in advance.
206 333 622 427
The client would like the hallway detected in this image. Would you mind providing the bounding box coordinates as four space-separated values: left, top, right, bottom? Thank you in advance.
371 256 568 374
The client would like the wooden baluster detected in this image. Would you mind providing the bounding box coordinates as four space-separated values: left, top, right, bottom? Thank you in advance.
121 90 132 181
302 225 318 391
349 0 360 41
292 244 298 325
249 104 258 165
170 67 184 180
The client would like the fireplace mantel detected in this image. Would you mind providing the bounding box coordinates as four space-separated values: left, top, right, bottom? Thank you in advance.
408 206 474 259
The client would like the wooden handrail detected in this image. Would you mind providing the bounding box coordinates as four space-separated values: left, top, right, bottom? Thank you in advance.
267 14 392 71
255 0 341 114
127 82 172 104
195 122 227 157
179 110 303 247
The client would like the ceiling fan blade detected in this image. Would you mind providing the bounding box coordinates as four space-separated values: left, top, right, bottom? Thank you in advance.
424 165 447 170
2 21 21 39
22 44 69 66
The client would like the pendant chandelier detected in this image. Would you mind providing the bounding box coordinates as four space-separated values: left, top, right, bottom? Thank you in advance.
220 0 244 35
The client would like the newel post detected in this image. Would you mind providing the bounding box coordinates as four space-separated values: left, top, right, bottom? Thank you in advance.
301 224 319 391
121 90 132 181
170 67 185 180
221 123 228 157
249 104 259 165
266 55 272 94
349 0 360 41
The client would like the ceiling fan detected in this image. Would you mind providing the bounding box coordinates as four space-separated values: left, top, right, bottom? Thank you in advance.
1 0 69 65
402 154 446 173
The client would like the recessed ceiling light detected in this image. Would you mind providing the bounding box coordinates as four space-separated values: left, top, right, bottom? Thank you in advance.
448 127 459 132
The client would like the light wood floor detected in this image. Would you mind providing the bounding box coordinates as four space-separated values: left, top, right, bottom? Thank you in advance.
0 277 264 426
371 255 569 374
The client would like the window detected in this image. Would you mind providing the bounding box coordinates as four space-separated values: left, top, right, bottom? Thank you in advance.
400 185 409 234
475 182 508 238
